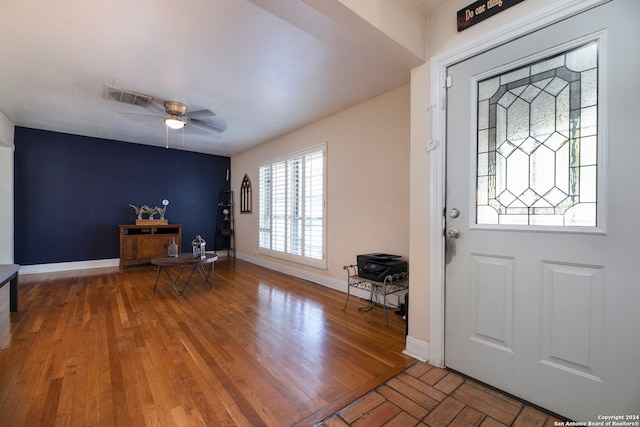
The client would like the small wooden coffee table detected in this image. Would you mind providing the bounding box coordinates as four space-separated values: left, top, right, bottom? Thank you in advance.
151 252 218 296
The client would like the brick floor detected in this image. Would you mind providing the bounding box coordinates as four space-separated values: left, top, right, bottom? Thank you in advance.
315 362 566 427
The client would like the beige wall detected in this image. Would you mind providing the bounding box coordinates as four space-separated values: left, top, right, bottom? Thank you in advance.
0 147 14 264
407 62 430 350
231 84 410 291
336 0 426 63
0 111 14 264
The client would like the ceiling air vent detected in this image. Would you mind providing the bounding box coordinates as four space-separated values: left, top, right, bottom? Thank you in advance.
104 85 153 107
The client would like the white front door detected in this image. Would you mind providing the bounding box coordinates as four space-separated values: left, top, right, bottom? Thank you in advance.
444 0 640 420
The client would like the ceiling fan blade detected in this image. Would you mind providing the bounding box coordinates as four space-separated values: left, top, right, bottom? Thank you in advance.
188 109 216 119
178 121 210 136
190 117 227 133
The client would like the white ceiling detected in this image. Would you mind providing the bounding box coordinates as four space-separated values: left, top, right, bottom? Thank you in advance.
0 0 446 156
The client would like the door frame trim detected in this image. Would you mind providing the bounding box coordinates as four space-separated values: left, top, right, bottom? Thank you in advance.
427 0 610 368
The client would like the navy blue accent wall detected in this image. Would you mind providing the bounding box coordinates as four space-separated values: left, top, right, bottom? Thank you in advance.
14 127 230 265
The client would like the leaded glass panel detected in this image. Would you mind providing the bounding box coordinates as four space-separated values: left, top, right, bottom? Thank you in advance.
476 42 598 227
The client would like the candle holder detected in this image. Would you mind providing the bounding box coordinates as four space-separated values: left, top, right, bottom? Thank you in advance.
191 235 206 259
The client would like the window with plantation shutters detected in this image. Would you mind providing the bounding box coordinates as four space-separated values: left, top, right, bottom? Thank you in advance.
258 145 326 268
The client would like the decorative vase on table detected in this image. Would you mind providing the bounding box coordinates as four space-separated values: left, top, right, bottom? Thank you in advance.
167 237 178 257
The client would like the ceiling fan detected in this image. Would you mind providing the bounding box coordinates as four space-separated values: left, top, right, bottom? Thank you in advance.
157 100 227 134
105 85 227 134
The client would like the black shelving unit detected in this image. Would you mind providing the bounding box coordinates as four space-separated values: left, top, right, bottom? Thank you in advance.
214 190 235 257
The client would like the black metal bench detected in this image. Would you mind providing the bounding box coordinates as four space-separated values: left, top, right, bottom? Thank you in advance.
0 264 20 312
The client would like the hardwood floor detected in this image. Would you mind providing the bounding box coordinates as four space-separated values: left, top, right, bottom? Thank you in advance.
0 258 411 426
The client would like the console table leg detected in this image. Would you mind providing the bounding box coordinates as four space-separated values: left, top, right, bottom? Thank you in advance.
10 274 18 312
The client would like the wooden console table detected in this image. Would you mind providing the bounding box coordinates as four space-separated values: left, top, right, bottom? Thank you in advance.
343 264 408 328
151 253 218 296
119 224 182 270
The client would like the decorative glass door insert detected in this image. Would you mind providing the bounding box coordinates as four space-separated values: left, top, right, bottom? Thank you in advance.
476 42 598 227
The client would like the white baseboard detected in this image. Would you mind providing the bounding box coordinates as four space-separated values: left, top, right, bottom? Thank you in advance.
19 258 120 275
236 251 348 293
235 251 401 305
403 334 430 363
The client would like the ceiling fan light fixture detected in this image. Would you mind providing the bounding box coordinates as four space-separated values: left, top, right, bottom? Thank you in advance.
164 115 185 130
